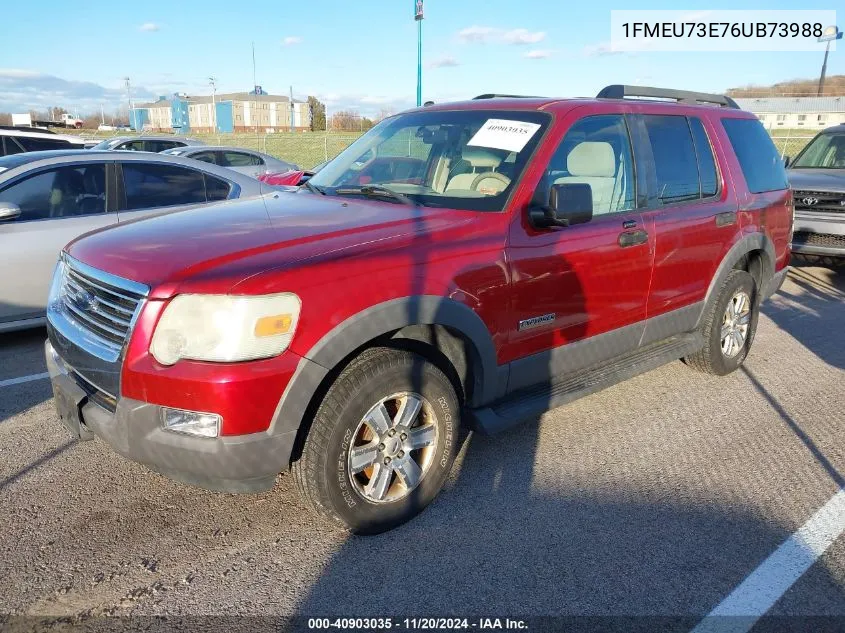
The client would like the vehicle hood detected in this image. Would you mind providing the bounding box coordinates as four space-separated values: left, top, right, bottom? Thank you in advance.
788 168 845 192
66 192 476 298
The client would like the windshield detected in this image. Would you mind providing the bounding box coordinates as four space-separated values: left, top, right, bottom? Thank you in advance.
792 132 845 169
308 109 550 211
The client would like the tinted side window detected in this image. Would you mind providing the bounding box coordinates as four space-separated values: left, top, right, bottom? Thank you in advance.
191 151 218 164
643 115 699 204
721 118 789 194
542 114 636 216
0 164 107 221
120 140 146 151
149 141 181 152
205 175 232 201
15 136 72 152
122 163 206 210
1 137 25 156
689 118 718 197
221 151 261 167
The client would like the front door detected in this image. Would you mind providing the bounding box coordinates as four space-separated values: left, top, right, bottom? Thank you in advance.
505 112 654 392
0 162 116 324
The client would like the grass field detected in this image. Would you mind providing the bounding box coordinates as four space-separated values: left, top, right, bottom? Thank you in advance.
59 126 817 171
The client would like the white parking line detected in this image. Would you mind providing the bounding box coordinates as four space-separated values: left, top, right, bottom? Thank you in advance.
691 488 845 633
0 372 50 388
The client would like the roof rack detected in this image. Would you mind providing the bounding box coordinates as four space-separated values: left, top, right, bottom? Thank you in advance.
472 94 543 100
596 85 740 109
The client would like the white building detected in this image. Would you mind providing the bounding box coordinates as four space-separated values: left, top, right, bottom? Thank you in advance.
734 96 845 129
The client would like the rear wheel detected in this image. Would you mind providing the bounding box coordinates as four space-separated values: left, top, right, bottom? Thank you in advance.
292 347 460 534
685 269 758 376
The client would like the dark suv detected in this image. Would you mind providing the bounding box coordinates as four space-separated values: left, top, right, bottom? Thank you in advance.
45 85 791 534
788 124 845 265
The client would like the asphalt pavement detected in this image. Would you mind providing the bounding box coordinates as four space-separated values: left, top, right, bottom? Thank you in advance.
0 264 843 632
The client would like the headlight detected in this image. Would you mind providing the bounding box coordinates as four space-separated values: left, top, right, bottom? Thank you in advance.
150 293 301 365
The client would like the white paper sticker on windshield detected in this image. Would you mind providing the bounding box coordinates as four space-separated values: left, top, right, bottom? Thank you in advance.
467 119 541 153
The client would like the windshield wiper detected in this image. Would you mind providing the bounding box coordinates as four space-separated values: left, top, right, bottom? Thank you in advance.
303 180 326 195
334 185 415 206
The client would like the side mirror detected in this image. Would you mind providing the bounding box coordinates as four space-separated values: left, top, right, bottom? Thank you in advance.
783 155 791 168
0 202 21 222
528 183 593 229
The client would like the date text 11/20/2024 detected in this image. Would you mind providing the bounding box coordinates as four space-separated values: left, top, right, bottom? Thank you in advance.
307 618 529 630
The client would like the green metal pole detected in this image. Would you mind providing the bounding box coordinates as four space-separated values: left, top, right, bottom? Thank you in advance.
417 19 422 107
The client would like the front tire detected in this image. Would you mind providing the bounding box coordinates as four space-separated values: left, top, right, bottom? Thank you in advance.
684 269 759 376
292 347 460 534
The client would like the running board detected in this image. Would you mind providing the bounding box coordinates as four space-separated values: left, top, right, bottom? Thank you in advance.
468 333 704 435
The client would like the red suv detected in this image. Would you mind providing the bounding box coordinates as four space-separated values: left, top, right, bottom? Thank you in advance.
45 86 791 534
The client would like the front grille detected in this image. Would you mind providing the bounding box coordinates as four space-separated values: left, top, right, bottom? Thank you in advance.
793 231 845 248
792 190 845 213
55 257 147 359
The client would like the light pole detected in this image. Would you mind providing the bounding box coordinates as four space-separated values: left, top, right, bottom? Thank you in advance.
415 0 424 107
209 77 217 133
124 77 134 129
817 26 842 96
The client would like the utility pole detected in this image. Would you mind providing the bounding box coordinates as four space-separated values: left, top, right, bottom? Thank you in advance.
209 76 217 133
415 0 424 107
817 26 842 96
252 42 258 136
124 77 134 129
290 85 294 133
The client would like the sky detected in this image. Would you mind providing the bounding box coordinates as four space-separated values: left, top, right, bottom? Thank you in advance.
0 0 841 117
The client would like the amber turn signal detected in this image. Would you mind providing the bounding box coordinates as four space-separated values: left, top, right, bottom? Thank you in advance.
254 314 293 337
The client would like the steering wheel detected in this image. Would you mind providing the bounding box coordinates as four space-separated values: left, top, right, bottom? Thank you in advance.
470 171 510 193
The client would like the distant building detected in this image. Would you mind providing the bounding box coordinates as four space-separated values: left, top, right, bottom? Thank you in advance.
131 91 311 133
734 96 845 129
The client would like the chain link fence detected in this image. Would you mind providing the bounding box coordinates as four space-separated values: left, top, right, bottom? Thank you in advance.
185 133 363 170
63 128 816 171
768 132 815 160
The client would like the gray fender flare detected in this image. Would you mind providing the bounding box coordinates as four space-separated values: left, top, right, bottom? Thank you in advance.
697 233 776 328
270 296 502 439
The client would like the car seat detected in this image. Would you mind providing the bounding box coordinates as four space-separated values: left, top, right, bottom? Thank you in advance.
445 147 511 195
554 142 619 214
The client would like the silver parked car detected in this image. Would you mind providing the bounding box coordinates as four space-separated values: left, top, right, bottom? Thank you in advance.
89 136 205 153
0 149 266 332
161 146 298 179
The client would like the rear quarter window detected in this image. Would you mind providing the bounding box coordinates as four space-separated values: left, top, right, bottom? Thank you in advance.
721 118 788 194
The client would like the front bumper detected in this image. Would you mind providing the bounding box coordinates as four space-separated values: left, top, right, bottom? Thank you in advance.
46 341 297 493
791 212 845 258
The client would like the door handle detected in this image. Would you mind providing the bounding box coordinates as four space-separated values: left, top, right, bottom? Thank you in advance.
618 229 649 248
715 211 737 227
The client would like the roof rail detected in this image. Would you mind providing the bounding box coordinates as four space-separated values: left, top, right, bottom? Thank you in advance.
596 85 740 109
472 94 543 100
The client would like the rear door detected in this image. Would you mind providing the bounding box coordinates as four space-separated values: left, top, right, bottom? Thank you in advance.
0 162 116 322
630 113 741 344
116 161 233 222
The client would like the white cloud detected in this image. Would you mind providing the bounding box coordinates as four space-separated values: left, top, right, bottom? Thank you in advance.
0 68 41 78
282 36 302 46
0 70 159 113
139 22 160 32
458 26 545 45
457 25 499 43
503 28 546 45
317 92 415 116
524 49 554 59
582 41 623 57
427 56 460 69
